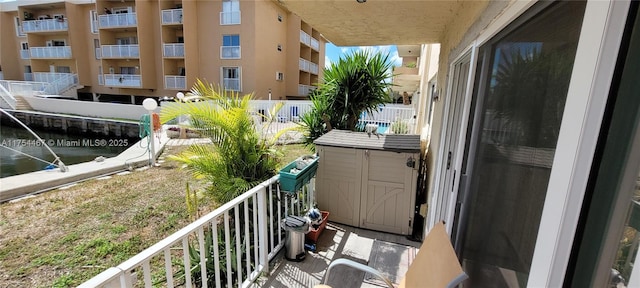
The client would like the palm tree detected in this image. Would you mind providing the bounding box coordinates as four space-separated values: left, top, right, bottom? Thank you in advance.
309 49 394 132
160 79 288 203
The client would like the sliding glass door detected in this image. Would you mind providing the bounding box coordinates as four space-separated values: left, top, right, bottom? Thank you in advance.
455 2 587 286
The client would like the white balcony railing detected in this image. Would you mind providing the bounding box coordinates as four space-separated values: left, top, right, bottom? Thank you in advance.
164 75 186 90
22 19 68 33
33 72 68 83
223 78 240 91
310 38 320 51
95 47 101 59
162 9 183 24
300 30 311 46
98 74 104 85
299 58 310 72
20 50 30 59
163 43 184 58
221 46 241 59
220 11 241 25
81 176 311 288
104 74 142 87
30 72 78 95
24 73 33 81
100 45 139 58
309 62 319 75
298 84 316 96
98 13 137 28
30 46 72 59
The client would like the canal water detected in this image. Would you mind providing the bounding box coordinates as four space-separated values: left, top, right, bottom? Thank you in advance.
0 125 135 178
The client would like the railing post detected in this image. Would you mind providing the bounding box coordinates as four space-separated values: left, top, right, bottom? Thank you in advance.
257 182 269 274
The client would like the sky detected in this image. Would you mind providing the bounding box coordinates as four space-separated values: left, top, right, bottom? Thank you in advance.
324 43 402 68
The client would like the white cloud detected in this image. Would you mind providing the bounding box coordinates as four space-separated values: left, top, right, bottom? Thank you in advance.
390 50 402 67
325 56 332 68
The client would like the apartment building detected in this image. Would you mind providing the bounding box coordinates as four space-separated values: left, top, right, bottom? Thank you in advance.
0 0 325 103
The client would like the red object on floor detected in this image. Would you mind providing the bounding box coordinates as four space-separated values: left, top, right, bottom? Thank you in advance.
306 211 329 243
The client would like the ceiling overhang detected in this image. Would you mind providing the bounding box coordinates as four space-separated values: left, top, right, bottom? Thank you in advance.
275 0 470 46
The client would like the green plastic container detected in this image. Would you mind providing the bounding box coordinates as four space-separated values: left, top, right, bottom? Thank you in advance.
279 156 319 193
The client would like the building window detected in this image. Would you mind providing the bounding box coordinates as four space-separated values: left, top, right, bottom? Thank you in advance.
113 7 133 14
116 37 138 45
221 35 241 59
94 39 101 59
278 14 283 22
276 72 284 81
46 40 66 47
90 10 98 34
221 0 240 25
56 66 71 73
120 67 136 74
222 67 240 91
277 44 282 51
14 17 25 37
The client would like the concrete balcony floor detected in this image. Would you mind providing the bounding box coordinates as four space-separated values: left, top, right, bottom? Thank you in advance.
255 222 421 288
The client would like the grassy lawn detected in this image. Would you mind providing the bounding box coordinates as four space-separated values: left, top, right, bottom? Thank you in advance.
0 143 313 287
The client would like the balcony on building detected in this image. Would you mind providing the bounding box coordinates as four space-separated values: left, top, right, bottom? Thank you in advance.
220 11 241 25
299 58 319 75
393 66 419 76
20 50 30 59
33 72 71 83
24 73 33 81
299 58 310 72
104 74 141 88
165 75 186 90
98 13 137 29
162 9 182 25
300 30 311 46
298 84 316 96
29 46 72 59
310 37 320 51
220 46 241 59
163 43 184 58
22 18 68 33
100 45 140 59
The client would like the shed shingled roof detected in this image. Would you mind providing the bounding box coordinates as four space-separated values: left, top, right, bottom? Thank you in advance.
314 130 420 153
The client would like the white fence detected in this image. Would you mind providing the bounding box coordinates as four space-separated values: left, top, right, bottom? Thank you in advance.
20 50 30 59
22 19 68 32
163 43 185 57
300 30 311 46
165 76 187 90
0 80 45 96
99 13 137 28
101 45 140 58
0 83 17 109
30 46 72 59
298 84 316 96
104 74 142 88
80 176 313 288
162 9 183 24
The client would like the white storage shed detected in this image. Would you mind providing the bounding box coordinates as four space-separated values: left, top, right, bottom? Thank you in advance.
314 130 420 235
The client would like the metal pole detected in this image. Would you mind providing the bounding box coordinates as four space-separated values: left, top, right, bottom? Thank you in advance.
148 110 155 166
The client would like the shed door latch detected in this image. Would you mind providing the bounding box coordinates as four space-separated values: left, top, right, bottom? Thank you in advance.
406 156 415 168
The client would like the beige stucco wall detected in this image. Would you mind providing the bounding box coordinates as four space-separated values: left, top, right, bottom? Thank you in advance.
1 11 21 80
